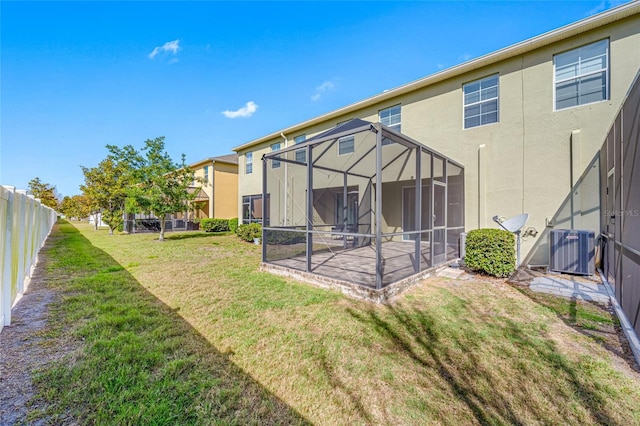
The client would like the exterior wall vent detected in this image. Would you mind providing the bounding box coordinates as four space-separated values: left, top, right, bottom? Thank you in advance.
549 229 595 275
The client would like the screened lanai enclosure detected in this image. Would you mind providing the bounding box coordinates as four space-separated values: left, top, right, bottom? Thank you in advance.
262 119 464 291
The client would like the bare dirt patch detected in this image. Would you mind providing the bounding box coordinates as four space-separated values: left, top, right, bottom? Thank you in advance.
0 238 79 425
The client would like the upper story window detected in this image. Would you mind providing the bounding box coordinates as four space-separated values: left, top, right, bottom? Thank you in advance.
463 74 499 129
379 105 401 132
294 134 306 163
203 166 209 184
338 136 355 155
271 143 281 168
245 152 253 174
554 39 609 110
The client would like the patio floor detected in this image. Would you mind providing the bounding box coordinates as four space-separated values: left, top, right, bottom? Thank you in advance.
268 241 446 288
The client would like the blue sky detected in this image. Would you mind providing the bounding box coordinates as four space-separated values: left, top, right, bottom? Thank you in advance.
0 0 630 197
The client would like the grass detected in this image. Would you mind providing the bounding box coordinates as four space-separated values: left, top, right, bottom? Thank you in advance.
30 220 640 425
30 221 307 425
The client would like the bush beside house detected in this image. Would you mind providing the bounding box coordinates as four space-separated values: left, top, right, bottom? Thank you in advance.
229 218 239 234
201 218 230 232
464 228 515 278
237 223 262 242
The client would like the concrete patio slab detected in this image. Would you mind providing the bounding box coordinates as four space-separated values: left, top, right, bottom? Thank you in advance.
529 276 609 303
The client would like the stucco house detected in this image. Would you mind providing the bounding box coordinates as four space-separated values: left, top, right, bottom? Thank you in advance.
232 2 640 284
125 154 238 233
188 154 239 220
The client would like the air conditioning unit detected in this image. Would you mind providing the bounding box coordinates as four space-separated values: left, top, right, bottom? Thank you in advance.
549 229 595 275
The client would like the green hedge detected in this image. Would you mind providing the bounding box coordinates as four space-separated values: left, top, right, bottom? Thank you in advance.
228 218 239 234
464 228 515 278
265 230 306 245
237 223 262 242
200 218 230 233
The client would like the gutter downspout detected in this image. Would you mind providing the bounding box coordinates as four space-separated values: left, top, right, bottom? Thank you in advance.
281 132 288 226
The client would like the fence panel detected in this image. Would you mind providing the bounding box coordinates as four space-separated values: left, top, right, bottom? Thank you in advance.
601 72 640 336
0 186 57 333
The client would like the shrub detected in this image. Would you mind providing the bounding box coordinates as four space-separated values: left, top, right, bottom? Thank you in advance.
265 229 306 245
237 223 262 242
464 228 515 277
200 218 230 233
228 218 239 234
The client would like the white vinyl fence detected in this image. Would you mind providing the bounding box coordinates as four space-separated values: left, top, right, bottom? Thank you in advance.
0 186 57 333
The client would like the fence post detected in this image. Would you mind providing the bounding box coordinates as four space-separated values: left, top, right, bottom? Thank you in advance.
1 186 16 328
15 190 28 298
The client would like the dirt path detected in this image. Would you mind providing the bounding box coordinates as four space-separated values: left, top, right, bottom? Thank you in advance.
0 237 72 425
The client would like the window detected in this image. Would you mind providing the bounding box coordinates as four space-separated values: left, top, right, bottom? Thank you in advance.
338 136 354 155
554 39 609 110
242 194 269 225
245 152 253 174
380 105 401 145
294 134 306 163
463 74 499 129
379 105 401 131
203 166 209 184
271 143 281 168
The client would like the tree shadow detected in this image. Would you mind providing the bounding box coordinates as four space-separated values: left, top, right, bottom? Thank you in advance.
506 276 639 372
162 231 231 241
315 343 375 425
24 221 308 425
346 297 624 425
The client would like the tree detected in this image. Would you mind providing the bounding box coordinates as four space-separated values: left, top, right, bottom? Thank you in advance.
59 195 92 220
28 177 59 209
128 137 197 241
81 154 135 235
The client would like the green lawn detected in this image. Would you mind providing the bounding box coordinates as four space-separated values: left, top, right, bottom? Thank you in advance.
31 220 640 425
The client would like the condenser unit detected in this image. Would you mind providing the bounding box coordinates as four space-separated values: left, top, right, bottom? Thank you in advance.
549 229 595 275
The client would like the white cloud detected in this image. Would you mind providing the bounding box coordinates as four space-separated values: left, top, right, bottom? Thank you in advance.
310 80 336 102
459 53 473 62
586 0 627 16
222 101 258 118
149 39 181 59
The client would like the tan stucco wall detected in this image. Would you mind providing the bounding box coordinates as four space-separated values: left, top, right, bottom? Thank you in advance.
236 15 640 261
213 162 238 219
191 162 214 217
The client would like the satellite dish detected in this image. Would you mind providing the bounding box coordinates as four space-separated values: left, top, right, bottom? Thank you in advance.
497 213 529 233
492 213 529 268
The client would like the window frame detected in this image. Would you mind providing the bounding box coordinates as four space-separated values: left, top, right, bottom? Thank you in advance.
337 136 355 156
379 105 401 132
270 142 281 169
245 152 253 174
203 165 209 184
462 74 499 129
242 194 269 225
294 134 306 163
553 39 609 111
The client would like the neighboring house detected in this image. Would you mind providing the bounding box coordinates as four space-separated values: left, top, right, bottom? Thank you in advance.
125 154 238 233
233 2 640 268
189 154 239 220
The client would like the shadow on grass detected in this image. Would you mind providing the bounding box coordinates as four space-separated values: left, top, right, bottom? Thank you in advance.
506 280 639 372
347 298 625 425
154 231 231 241
30 221 308 425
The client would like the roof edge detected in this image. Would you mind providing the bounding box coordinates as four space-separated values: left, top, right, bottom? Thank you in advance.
189 156 238 167
233 0 640 153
